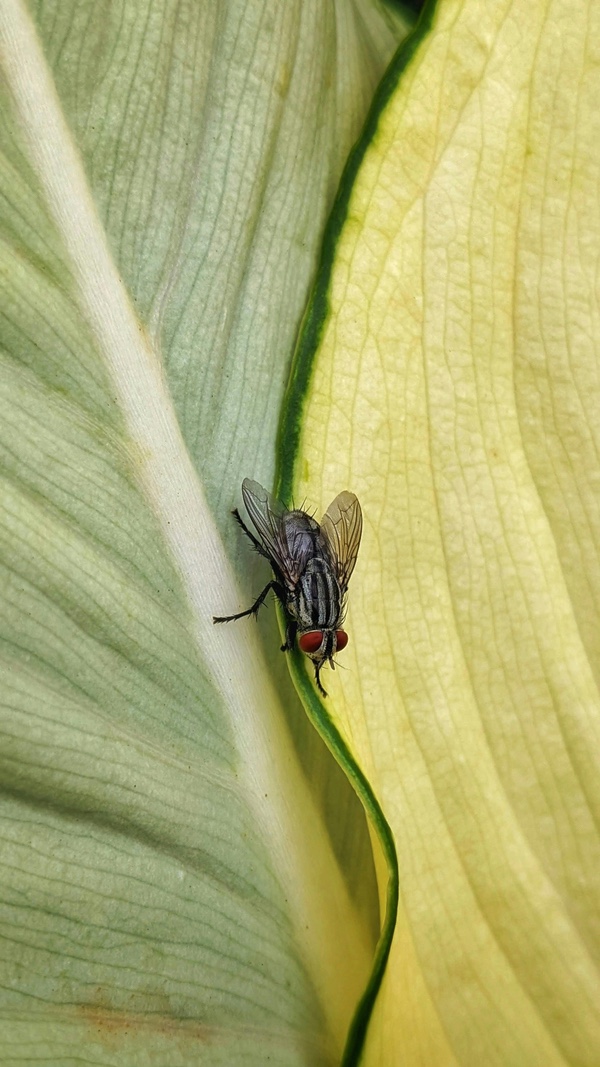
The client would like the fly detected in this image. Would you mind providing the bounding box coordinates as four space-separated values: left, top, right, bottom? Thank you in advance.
213 479 362 696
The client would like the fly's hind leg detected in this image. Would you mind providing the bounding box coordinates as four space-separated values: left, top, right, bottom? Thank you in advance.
280 620 297 653
213 580 286 625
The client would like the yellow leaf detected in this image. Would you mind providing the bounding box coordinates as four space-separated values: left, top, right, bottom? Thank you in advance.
281 0 600 1062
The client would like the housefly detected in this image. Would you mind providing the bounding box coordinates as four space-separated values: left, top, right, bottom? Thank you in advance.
213 479 362 696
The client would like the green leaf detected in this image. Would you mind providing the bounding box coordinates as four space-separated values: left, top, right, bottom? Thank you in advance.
0 1 412 1063
283 0 600 1063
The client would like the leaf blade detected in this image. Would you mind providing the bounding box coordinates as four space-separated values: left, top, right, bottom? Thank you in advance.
284 0 600 1061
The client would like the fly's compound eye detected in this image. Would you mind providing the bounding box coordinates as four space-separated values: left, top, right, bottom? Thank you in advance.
298 630 324 655
335 630 348 651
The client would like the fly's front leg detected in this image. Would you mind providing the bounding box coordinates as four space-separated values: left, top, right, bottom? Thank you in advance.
232 508 272 562
314 662 328 697
213 580 286 625
280 619 297 653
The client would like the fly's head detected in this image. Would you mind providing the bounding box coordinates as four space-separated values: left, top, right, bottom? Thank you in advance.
297 627 349 697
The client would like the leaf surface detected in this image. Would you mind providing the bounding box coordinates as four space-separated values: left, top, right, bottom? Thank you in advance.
0 1 413 1062
284 0 600 1062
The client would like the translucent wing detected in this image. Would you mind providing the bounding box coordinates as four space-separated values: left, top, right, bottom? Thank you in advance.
320 491 362 592
241 479 315 586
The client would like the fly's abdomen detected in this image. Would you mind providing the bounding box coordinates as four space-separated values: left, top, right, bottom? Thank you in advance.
294 558 341 630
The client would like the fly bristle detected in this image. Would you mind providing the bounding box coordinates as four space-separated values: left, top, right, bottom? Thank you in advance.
301 498 317 519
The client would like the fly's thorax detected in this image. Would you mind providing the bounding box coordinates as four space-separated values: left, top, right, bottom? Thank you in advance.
292 556 342 631
278 511 322 583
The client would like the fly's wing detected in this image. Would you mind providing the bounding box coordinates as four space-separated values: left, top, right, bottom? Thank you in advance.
319 491 362 593
241 479 304 586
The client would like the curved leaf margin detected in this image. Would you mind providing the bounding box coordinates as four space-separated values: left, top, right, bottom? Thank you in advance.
275 1 439 1062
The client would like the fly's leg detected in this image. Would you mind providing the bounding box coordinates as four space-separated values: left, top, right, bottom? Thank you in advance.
280 620 297 653
232 508 272 562
213 580 285 625
314 662 328 697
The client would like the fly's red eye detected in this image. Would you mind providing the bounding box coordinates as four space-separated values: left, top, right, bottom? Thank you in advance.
299 631 324 654
336 630 348 651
